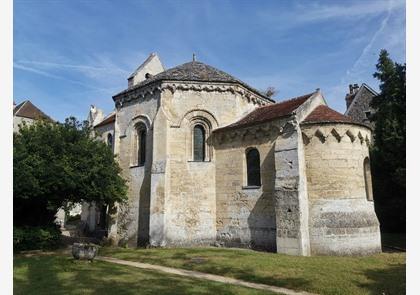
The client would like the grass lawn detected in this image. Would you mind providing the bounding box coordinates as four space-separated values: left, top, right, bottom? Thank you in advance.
100 247 406 295
13 254 277 295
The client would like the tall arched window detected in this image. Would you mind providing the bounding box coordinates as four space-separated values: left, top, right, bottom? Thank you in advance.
364 157 373 201
138 127 146 166
107 133 113 149
246 148 261 186
193 125 205 161
132 123 147 167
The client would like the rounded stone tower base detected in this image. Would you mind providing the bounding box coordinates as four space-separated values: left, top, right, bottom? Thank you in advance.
309 199 381 256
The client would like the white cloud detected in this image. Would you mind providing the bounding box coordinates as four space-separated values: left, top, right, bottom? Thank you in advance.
14 62 113 92
14 59 130 81
296 0 404 23
323 0 405 112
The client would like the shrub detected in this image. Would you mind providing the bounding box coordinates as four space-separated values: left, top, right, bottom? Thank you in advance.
14 225 62 252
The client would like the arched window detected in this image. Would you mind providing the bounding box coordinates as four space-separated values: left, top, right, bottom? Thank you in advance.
193 125 205 161
107 133 113 149
246 148 261 186
132 123 147 166
364 157 373 201
138 128 146 166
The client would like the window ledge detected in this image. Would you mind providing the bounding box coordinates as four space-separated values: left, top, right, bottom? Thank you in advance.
242 185 261 190
187 160 211 163
130 164 145 169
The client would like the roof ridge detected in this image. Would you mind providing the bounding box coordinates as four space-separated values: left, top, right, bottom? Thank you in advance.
13 100 29 115
259 91 317 108
13 100 52 121
94 112 116 128
303 104 359 125
114 60 274 102
214 91 314 133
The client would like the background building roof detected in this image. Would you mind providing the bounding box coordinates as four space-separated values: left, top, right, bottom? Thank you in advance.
13 100 52 121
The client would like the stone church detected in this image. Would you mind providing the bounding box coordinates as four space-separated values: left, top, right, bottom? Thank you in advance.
84 53 381 256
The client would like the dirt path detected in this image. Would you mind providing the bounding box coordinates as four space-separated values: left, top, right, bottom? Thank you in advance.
97 256 317 295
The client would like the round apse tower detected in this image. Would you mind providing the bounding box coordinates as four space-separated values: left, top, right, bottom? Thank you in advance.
300 105 381 255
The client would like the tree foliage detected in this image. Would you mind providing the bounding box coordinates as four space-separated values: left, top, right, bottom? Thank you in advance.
262 86 278 98
14 117 127 226
370 49 406 232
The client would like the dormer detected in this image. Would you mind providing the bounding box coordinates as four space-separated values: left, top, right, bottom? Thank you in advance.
127 53 165 88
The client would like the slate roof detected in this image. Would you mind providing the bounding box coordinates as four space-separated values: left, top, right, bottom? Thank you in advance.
94 112 116 128
13 100 52 121
114 61 273 101
345 83 378 115
214 92 315 132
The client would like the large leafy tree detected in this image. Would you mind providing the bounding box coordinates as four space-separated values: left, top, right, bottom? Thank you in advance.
370 49 406 232
14 117 127 226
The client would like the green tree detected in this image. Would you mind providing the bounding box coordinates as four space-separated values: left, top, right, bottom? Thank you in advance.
14 117 127 226
371 49 406 232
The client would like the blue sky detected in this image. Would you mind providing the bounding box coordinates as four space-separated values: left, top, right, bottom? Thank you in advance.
14 0 405 122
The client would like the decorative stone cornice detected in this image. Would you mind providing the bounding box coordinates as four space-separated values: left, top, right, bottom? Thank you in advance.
301 127 371 146
213 120 291 144
114 84 162 109
114 81 272 109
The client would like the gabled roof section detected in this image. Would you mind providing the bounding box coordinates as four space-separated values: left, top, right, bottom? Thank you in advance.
94 112 116 128
13 100 52 121
114 61 273 101
214 92 316 132
302 105 353 124
301 105 370 129
128 53 161 79
345 83 378 115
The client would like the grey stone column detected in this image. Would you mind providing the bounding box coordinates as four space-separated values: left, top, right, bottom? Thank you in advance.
274 122 310 256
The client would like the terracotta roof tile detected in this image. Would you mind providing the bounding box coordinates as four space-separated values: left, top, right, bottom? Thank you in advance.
302 105 353 124
214 92 315 132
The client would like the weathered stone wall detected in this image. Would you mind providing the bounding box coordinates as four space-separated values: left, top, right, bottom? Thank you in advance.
113 92 160 246
272 91 325 256
301 123 381 255
213 123 279 251
161 83 265 246
95 123 114 140
273 122 311 256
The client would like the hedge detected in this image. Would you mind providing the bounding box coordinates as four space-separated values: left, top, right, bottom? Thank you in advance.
14 225 62 252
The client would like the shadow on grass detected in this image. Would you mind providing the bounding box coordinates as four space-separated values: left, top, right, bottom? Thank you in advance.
180 262 312 291
14 254 273 295
99 247 313 292
357 264 406 295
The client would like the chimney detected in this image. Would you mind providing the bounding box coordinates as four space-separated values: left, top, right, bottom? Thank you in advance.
88 105 104 127
353 83 359 92
345 83 360 109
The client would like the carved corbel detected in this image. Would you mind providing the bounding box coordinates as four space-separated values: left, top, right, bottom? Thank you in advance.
330 128 342 142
